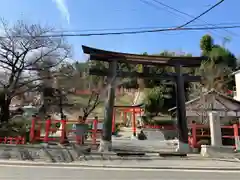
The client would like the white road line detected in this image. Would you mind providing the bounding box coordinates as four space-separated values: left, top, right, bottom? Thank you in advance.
0 164 240 173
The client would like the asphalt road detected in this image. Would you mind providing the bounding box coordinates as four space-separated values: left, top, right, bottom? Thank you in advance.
0 165 239 180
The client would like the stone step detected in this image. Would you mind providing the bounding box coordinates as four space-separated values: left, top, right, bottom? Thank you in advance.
112 139 177 152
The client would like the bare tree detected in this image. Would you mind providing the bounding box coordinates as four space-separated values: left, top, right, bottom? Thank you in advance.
0 20 71 123
82 90 101 121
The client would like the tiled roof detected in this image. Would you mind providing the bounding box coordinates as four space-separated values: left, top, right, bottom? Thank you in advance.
169 89 240 113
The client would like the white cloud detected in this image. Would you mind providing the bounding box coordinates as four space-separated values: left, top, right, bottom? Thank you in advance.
52 0 70 24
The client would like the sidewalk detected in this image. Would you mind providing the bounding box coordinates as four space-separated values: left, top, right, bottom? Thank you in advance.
0 158 240 170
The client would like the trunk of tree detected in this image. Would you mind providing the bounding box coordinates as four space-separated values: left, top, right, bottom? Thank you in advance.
83 115 88 123
97 77 105 90
98 61 117 152
137 78 145 90
0 98 11 123
98 84 115 152
19 94 25 106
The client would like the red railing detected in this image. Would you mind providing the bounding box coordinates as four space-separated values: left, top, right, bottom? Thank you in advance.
30 115 103 145
0 136 25 144
188 123 240 149
29 115 240 150
143 125 176 130
140 123 240 149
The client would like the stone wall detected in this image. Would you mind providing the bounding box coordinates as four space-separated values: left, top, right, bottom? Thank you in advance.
0 144 89 163
0 141 178 163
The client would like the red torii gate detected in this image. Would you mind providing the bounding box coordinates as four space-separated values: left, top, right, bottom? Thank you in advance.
113 105 144 136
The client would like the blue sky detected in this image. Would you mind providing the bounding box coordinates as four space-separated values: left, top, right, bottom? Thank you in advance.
0 0 239 61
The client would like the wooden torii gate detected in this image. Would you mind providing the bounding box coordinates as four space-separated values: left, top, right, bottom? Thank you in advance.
82 45 204 152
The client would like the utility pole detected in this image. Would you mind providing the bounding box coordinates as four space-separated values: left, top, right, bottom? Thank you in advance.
98 60 118 152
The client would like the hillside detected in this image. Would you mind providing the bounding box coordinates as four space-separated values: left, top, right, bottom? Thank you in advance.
65 93 136 120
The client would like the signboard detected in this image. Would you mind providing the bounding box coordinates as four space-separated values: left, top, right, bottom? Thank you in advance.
91 122 103 130
75 124 88 136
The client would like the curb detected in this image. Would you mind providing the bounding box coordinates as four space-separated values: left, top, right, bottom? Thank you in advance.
1 160 240 171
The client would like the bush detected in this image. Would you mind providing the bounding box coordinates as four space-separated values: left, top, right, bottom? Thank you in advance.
114 123 121 135
143 117 175 126
0 115 31 140
144 86 171 117
154 120 175 126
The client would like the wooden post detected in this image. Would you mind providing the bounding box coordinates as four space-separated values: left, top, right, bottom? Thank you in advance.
112 108 116 134
99 60 117 152
92 118 98 145
124 112 127 126
175 64 189 153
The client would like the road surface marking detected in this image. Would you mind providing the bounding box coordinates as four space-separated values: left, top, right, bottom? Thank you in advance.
0 164 240 173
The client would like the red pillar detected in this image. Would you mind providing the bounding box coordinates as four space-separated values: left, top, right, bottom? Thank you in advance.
60 118 67 144
30 115 36 143
44 116 51 143
191 123 197 148
233 123 239 149
132 108 136 136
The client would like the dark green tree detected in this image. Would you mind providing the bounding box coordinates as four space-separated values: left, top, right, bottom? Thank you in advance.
198 34 237 93
200 34 214 55
209 45 236 69
143 86 166 117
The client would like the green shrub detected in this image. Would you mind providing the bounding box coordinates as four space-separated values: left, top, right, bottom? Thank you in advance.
0 116 31 138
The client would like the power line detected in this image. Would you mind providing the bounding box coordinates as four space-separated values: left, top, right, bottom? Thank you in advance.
0 0 228 39
8 25 240 38
138 0 183 18
151 0 236 36
52 22 240 33
139 0 230 38
10 1 225 39
178 0 224 28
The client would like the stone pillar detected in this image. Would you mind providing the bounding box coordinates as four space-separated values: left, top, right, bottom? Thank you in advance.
98 60 117 152
175 64 189 153
208 111 222 146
